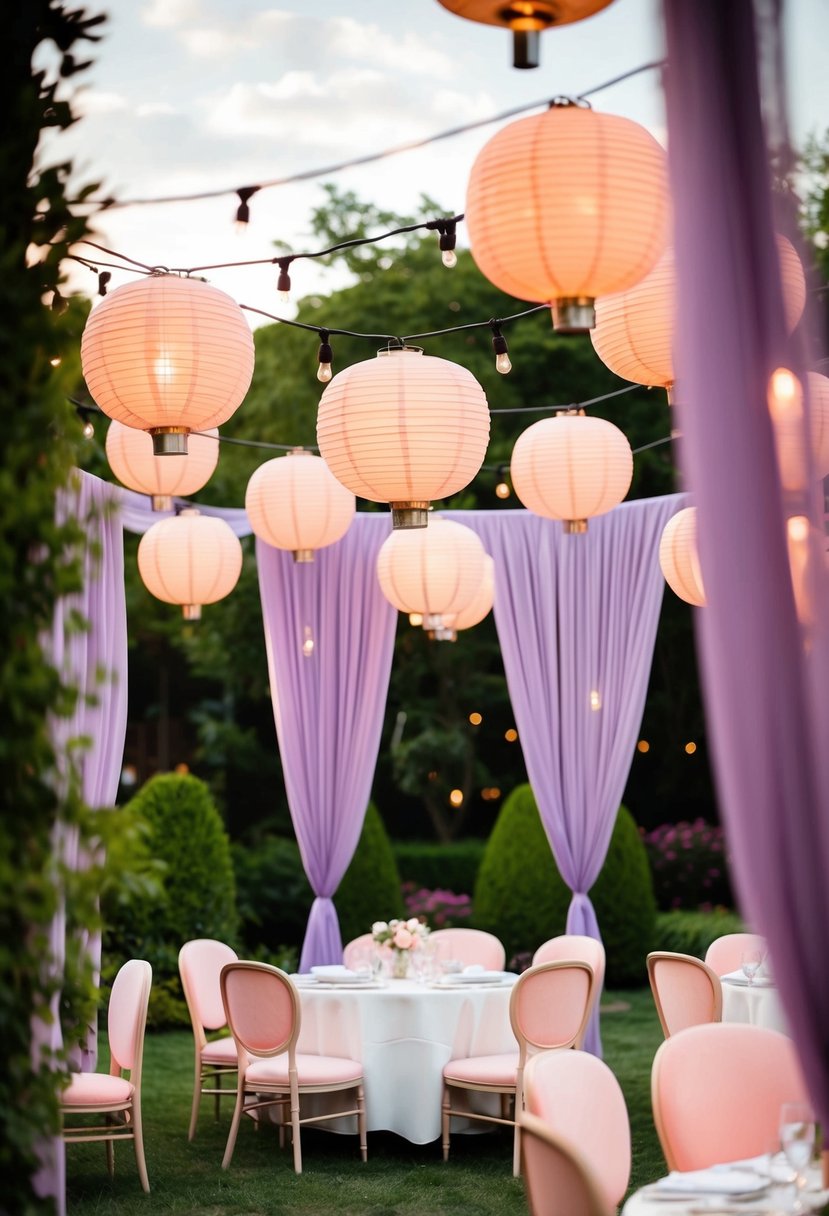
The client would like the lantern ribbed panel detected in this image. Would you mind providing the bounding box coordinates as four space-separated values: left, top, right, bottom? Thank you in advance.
510 414 633 524
465 106 669 303
376 518 487 616
137 512 242 608
245 451 355 552
591 250 675 387
317 349 490 503
105 420 219 498
807 373 829 478
434 0 614 29
81 276 254 433
658 508 705 607
776 235 806 334
445 554 495 631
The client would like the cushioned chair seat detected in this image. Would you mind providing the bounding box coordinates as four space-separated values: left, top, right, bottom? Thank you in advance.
202 1036 238 1066
63 1072 135 1107
443 1052 519 1086
246 1053 364 1087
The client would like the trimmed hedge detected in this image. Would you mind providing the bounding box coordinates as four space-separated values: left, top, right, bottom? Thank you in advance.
652 909 745 958
336 803 403 944
233 835 313 952
393 840 485 897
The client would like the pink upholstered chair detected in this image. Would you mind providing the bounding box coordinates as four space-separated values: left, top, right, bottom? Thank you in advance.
523 1049 631 1210
430 927 506 970
442 959 595 1175
342 933 377 970
220 960 367 1174
647 951 722 1038
179 938 239 1139
519 1112 614 1216
61 959 152 1192
704 932 766 977
531 935 606 1047
652 1023 810 1170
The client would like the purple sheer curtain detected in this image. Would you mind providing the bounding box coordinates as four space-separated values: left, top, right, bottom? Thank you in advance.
257 515 397 971
664 0 829 1126
455 497 681 1054
116 485 251 537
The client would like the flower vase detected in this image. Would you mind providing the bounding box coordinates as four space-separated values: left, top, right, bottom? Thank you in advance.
392 950 409 979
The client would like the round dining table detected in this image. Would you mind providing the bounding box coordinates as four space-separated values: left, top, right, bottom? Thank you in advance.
295 975 517 1144
720 973 789 1035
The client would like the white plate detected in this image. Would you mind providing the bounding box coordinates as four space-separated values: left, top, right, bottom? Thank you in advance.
438 972 512 986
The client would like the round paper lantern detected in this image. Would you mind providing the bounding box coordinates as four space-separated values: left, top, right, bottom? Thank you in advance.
591 250 676 392
106 420 219 511
434 0 615 69
465 102 669 331
510 413 633 532
769 369 829 491
137 508 243 620
245 449 355 562
430 554 495 642
377 517 487 623
317 347 490 528
659 507 705 607
806 372 829 477
82 274 255 455
777 234 806 333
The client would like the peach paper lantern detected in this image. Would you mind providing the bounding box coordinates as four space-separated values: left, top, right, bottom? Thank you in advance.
82 274 254 454
433 0 615 70
510 412 633 532
777 234 807 333
659 507 705 607
105 420 219 511
245 449 355 561
768 369 829 492
317 347 490 528
429 553 495 642
465 102 669 332
137 508 243 620
377 517 487 625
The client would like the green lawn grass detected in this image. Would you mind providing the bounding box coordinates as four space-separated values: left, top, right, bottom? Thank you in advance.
65 988 666 1215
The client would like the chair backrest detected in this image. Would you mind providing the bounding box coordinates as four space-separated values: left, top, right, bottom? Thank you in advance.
342 933 376 970
647 951 722 1037
523 1049 631 1208
179 938 238 1036
704 932 766 977
430 928 506 970
510 961 594 1058
520 1111 613 1216
108 959 152 1079
220 961 299 1061
531 935 606 993
652 1023 810 1170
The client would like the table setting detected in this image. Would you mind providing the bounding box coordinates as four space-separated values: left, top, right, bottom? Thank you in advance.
719 950 789 1036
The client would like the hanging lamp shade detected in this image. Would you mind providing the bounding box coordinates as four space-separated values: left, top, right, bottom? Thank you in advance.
430 553 495 641
510 412 633 532
137 508 243 620
769 369 829 491
806 372 829 477
317 346 490 528
377 517 487 624
465 102 669 332
659 507 705 607
81 274 255 455
105 420 219 511
433 0 615 70
245 449 355 561
591 250 676 392
777 234 807 333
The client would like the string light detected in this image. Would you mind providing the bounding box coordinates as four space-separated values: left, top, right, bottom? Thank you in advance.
495 465 511 499
276 257 293 302
490 322 512 374
234 185 260 232
437 219 458 268
317 329 333 383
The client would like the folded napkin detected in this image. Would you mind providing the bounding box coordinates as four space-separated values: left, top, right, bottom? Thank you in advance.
720 969 774 988
653 1165 769 1196
310 965 359 979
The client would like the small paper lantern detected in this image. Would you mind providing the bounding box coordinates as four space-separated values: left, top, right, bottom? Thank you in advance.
510 413 633 532
137 508 243 620
433 0 615 69
465 103 669 331
806 372 829 477
317 347 490 528
82 275 254 454
377 517 487 623
769 369 829 491
245 450 355 561
106 420 219 511
430 554 495 641
659 507 705 607
777 235 806 333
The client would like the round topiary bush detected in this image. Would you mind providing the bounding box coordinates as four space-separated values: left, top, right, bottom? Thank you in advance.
335 803 403 945
473 784 655 985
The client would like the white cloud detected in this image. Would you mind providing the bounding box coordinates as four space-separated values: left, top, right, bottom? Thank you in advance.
141 0 205 29
74 89 129 116
179 26 256 58
323 17 455 80
136 102 180 118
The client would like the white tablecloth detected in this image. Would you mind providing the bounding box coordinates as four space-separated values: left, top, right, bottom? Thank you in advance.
624 1163 823 1216
296 978 516 1144
721 977 789 1034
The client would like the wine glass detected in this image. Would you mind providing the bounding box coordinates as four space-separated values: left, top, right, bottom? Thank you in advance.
741 947 764 986
779 1102 815 1214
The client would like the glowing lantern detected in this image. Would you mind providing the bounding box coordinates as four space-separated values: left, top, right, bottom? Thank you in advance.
245 450 355 562
137 508 242 620
806 372 829 476
465 102 669 331
510 412 633 532
81 275 254 454
777 235 807 333
433 0 615 69
317 347 490 528
105 420 219 511
429 554 495 641
377 517 487 624
659 507 705 607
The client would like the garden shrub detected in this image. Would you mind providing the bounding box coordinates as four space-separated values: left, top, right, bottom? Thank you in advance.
233 834 313 952
474 784 656 985
644 819 734 910
402 883 473 928
393 839 485 897
653 909 745 958
336 803 403 944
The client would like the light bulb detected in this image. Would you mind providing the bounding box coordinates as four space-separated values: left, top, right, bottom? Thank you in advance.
441 249 458 269
495 351 512 375
408 612 423 627
495 481 510 499
234 219 248 236
317 362 333 383
302 626 314 658
49 356 62 368
82 419 95 440
277 288 291 303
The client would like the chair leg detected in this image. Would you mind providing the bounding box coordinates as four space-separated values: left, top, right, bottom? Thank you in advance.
441 1084 451 1162
105 1137 115 1178
222 1084 247 1170
132 1103 151 1193
188 1056 202 1141
357 1084 367 1163
214 1070 222 1121
290 1098 302 1174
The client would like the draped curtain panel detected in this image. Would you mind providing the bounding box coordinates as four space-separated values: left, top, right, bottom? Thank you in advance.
257 515 397 971
664 0 829 1125
456 497 682 1054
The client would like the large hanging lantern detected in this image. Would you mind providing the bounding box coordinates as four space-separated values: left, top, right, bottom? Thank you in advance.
245 449 355 561
429 554 495 642
768 369 829 492
377 517 487 624
433 0 615 70
137 508 243 620
465 102 669 332
105 420 219 511
317 346 490 528
807 372 829 476
510 412 633 532
659 507 705 607
82 274 255 454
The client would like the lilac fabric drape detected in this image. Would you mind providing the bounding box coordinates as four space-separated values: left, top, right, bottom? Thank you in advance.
257 515 397 970
116 485 252 537
664 0 829 1125
453 498 681 1054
